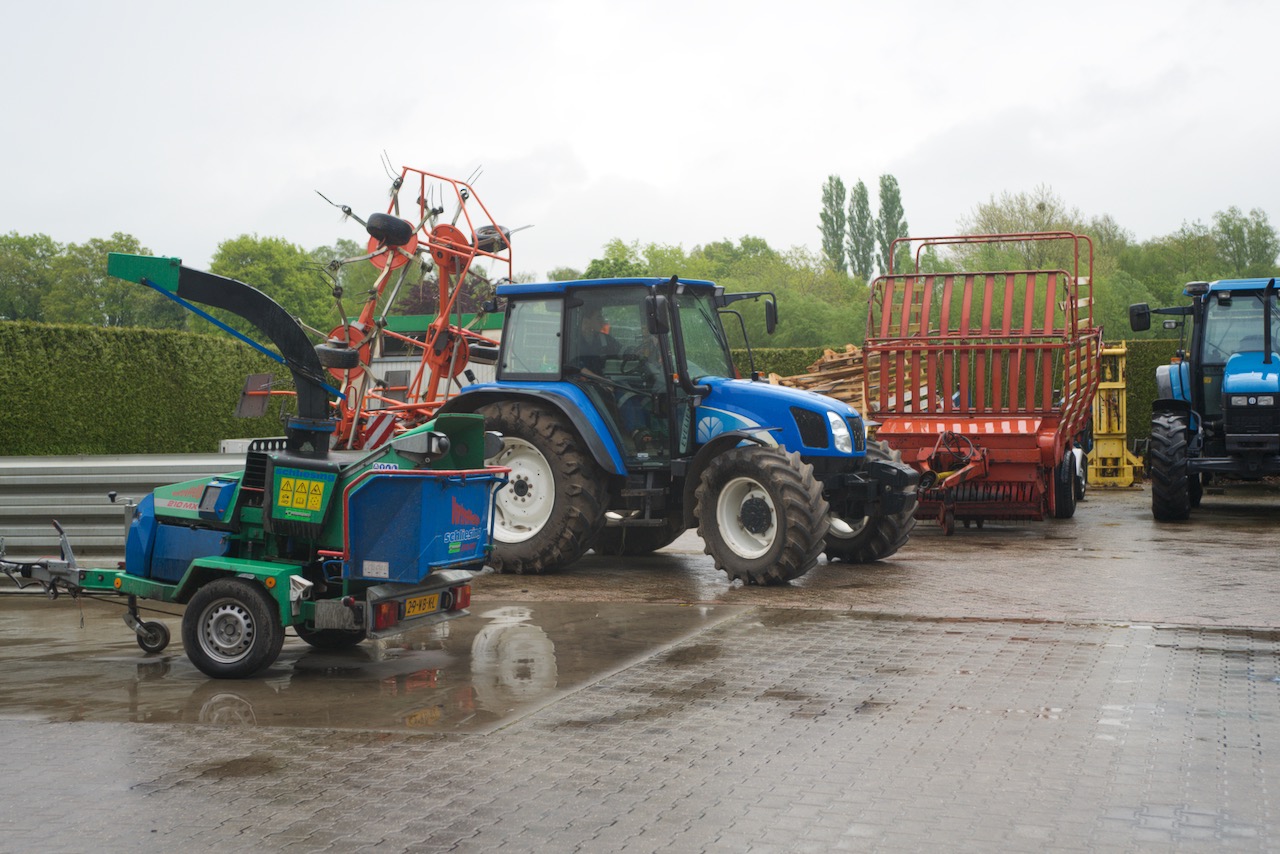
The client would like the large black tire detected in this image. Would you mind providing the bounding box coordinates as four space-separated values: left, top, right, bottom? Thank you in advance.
1052 449 1077 519
295 625 367 650
1074 452 1088 502
181 578 285 679
824 440 917 564
695 445 829 585
591 518 685 556
479 401 609 573
1149 411 1192 521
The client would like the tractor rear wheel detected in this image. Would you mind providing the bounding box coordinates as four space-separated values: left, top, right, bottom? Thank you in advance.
1149 411 1192 521
479 401 609 573
696 445 829 585
181 578 285 679
823 440 918 564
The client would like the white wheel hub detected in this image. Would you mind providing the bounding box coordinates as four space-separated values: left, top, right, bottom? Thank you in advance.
490 438 554 544
716 476 777 559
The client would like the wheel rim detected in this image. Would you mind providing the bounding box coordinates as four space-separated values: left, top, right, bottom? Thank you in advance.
827 514 869 540
716 476 777 559
490 438 555 544
198 597 257 664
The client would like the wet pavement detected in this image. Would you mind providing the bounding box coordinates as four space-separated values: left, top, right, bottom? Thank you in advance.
3 484 1280 851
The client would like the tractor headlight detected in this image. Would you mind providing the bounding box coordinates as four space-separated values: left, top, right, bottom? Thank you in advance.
827 411 852 453
1260 395 1276 407
1231 395 1249 407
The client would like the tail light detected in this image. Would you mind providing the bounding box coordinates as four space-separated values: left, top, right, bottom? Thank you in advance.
449 584 471 611
373 601 400 631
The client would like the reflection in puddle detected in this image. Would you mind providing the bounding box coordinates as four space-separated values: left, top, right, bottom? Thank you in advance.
0 596 742 733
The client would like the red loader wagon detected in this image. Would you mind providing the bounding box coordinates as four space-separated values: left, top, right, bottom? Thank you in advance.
864 232 1103 533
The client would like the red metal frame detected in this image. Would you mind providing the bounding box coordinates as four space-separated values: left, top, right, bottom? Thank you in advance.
866 232 1103 531
326 168 513 449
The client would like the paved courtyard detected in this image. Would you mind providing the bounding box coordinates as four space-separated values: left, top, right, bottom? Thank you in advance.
3 485 1279 852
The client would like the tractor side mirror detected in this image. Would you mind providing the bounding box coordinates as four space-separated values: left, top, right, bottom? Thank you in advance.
765 299 778 335
1129 303 1151 332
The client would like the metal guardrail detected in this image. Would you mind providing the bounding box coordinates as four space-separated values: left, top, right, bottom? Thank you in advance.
0 454 245 561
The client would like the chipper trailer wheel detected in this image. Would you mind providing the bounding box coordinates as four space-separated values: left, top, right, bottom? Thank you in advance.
478 401 608 573
696 445 829 585
181 577 285 679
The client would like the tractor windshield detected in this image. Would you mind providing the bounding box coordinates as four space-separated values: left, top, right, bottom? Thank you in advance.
1201 291 1280 364
675 290 735 380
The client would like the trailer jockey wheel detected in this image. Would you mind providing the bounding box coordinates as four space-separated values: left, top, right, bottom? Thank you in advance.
136 621 170 654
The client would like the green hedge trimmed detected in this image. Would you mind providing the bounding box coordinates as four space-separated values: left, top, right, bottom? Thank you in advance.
0 325 1185 456
0 322 292 454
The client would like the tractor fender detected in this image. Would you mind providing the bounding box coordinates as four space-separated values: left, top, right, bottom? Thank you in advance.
439 386 629 475
1155 362 1192 403
677 429 772 529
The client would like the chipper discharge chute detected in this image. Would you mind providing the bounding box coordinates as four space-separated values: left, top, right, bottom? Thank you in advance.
1 255 508 678
863 232 1103 533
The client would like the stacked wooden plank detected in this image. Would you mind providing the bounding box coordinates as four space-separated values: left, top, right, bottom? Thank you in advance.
769 344 879 415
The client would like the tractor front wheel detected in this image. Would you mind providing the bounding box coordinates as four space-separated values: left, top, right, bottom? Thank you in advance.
696 446 829 585
479 401 608 573
823 440 918 563
181 578 285 679
1149 411 1192 521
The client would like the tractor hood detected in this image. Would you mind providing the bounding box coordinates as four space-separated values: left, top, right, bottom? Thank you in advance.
695 376 864 458
1223 351 1280 395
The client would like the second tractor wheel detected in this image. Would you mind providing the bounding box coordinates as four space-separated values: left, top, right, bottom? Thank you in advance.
1149 411 1192 521
823 440 918 564
591 517 685 556
695 445 829 585
479 401 609 573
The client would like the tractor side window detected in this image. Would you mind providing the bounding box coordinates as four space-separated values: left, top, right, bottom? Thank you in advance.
500 298 562 378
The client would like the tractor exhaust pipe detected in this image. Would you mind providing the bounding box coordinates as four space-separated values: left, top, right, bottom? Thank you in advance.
1266 278 1275 366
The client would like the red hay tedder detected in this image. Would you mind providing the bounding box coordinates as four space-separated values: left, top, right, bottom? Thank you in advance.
863 232 1103 534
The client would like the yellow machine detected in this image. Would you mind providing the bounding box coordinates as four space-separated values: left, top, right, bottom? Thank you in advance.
1089 342 1145 487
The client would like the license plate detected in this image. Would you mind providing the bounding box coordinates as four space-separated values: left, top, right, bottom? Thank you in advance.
404 593 440 617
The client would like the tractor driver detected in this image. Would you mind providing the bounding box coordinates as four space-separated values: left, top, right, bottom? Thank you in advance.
575 304 620 375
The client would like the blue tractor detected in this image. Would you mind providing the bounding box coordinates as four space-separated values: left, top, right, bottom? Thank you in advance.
1130 277 1280 519
441 276 919 584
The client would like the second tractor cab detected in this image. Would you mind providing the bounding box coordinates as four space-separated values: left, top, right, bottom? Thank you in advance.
1131 277 1280 519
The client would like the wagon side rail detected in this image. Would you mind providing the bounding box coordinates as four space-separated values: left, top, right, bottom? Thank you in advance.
865 267 1097 427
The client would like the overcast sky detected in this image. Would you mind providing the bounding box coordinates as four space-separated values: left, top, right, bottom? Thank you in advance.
3 1 1276 282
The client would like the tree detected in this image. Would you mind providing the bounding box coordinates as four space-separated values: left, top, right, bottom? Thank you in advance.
818 175 847 273
846 179 875 281
0 232 61 321
547 266 582 281
1213 207 1280 277
875 175 909 275
956 185 1084 270
583 239 646 279
44 233 188 329
210 234 335 333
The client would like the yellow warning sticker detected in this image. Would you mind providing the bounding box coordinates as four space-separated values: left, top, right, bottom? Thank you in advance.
278 477 296 507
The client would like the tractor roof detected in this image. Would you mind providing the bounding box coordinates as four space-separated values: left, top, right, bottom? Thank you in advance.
1189 277 1280 296
497 277 717 297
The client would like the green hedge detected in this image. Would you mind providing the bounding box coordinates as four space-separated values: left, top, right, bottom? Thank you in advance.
0 325 1184 456
0 323 292 454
